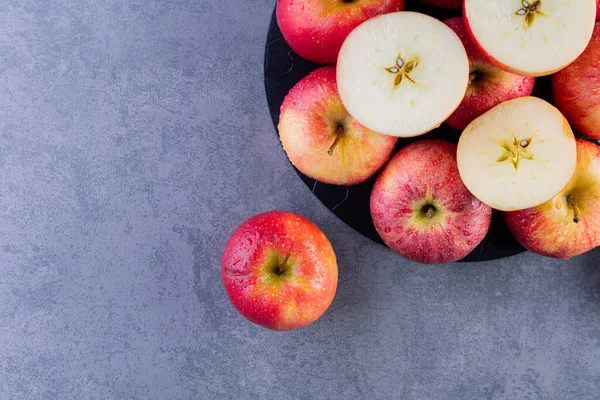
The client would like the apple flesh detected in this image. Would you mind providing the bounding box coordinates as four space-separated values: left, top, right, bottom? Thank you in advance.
337 12 469 137
276 0 403 65
278 66 398 185
464 0 596 76
457 97 577 211
371 140 492 264
443 17 535 130
552 22 600 140
221 211 338 331
420 0 462 9
505 139 600 259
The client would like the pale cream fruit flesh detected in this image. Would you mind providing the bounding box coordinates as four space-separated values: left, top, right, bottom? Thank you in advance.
457 97 576 211
464 0 596 77
336 12 469 138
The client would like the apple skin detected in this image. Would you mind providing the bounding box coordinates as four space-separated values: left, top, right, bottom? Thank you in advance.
276 0 403 65
597 0 600 20
420 0 462 9
552 22 600 140
221 211 338 331
371 140 492 264
278 66 398 185
504 139 600 259
443 18 535 130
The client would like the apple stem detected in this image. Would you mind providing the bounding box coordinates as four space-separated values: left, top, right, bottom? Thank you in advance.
278 251 292 275
567 196 582 224
328 126 344 156
426 207 435 219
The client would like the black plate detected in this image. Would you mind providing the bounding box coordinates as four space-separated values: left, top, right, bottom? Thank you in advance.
264 3 536 262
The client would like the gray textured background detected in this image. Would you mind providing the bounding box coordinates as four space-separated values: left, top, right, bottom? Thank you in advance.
0 1 599 399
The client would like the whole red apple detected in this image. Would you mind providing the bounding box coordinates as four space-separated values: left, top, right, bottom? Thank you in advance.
443 17 535 130
278 66 397 185
371 140 492 264
221 211 338 331
553 22 600 140
505 139 600 259
276 0 403 65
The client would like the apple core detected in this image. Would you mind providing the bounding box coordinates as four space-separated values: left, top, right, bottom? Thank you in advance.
516 0 543 28
385 55 420 88
496 136 534 170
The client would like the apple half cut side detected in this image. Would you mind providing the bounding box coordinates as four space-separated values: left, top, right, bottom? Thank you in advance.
464 0 596 77
371 139 492 264
552 22 600 141
278 66 398 186
337 12 469 138
504 139 600 259
457 97 577 212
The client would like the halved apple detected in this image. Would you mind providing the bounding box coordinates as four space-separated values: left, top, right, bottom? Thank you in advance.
457 97 577 211
337 12 469 138
464 0 596 77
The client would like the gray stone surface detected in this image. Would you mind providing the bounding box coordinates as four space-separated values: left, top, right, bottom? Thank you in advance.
0 1 599 399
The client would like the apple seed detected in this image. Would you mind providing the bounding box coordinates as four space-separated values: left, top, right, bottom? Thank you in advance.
515 0 544 28
385 55 419 88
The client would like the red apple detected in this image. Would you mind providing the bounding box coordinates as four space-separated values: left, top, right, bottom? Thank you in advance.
505 139 600 259
464 0 596 76
221 211 338 331
553 22 600 140
371 140 492 264
278 66 397 185
420 0 462 9
597 0 600 20
443 17 535 130
276 0 403 65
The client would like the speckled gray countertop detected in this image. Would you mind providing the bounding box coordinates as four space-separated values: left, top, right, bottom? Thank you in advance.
0 1 599 399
